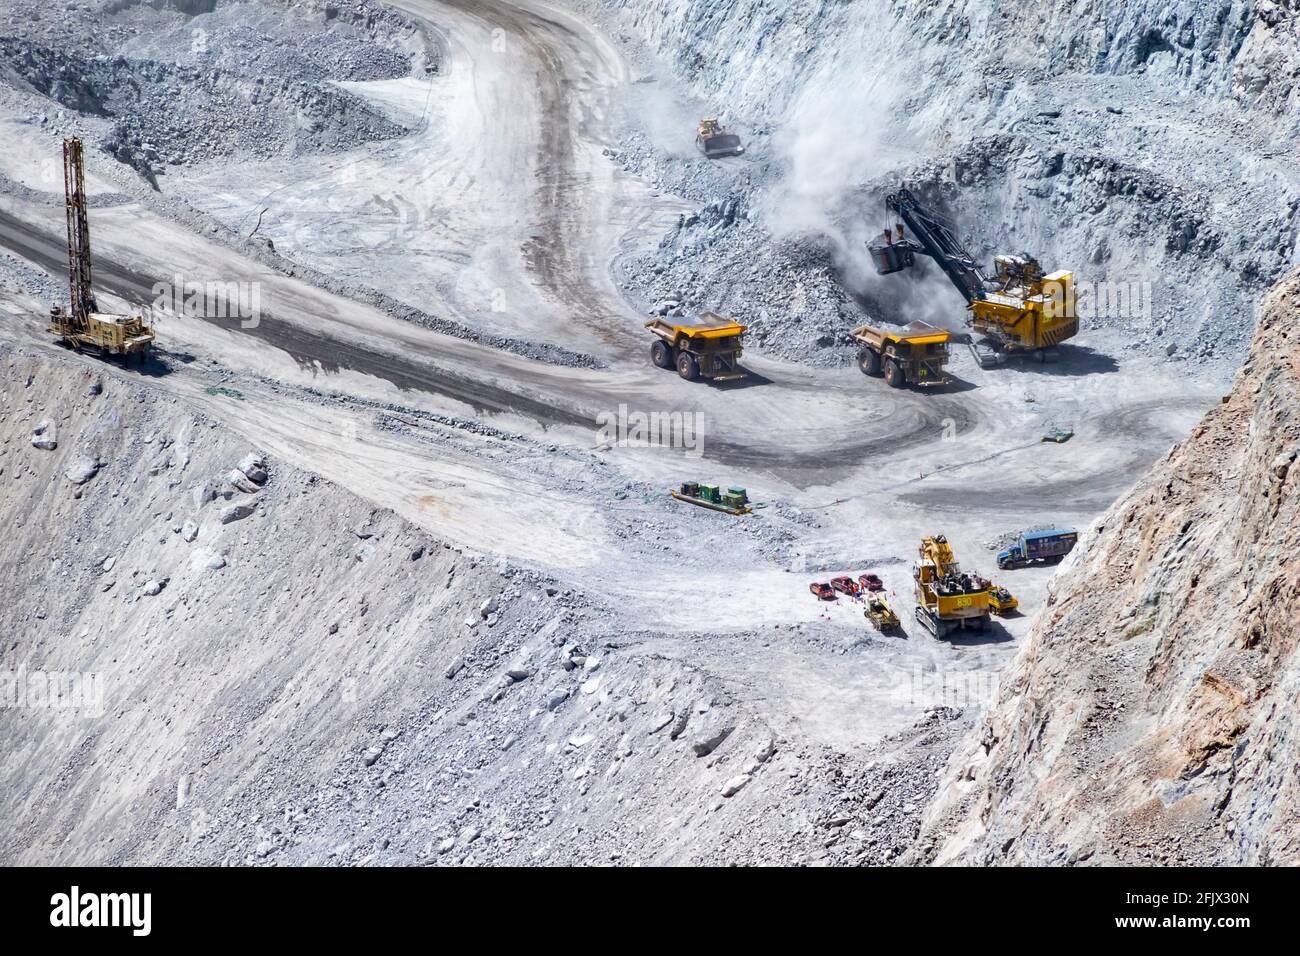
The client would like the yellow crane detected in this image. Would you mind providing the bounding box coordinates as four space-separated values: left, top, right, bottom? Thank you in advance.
47 138 154 363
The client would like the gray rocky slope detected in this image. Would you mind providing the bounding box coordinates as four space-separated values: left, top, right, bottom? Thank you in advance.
0 345 957 866
0 0 424 178
1 0 1297 867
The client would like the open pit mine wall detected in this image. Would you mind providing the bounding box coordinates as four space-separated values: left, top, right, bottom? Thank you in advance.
0 349 509 863
588 0 1297 132
582 0 1298 363
908 269 1300 866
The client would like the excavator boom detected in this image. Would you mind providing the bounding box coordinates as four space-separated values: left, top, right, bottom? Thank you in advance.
873 188 987 303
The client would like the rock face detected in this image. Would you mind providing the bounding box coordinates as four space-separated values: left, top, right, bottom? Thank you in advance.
914 271 1300 866
588 0 1298 368
0 0 423 175
0 349 847 868
595 0 1297 126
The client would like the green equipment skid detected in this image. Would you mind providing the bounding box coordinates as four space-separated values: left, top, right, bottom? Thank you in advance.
670 481 752 515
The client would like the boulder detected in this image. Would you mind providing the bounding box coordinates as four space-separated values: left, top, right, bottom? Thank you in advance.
238 453 268 485
192 479 230 508
30 421 57 451
190 549 226 571
752 736 778 764
648 713 674 735
692 723 735 757
219 501 258 524
721 774 751 798
546 687 570 711
224 469 261 495
64 455 100 485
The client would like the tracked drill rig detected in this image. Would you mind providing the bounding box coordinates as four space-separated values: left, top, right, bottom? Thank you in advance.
47 138 154 362
868 188 1077 367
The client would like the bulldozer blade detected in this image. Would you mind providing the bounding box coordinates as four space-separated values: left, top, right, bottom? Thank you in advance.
700 136 744 158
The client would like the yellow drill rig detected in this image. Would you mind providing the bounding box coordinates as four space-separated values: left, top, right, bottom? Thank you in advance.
913 534 992 638
47 138 154 363
869 188 1076 368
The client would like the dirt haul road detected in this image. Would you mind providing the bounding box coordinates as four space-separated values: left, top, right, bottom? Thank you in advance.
0 0 1219 752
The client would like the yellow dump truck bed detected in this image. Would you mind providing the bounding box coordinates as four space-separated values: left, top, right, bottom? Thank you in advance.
646 312 746 340
851 321 951 347
853 322 952 388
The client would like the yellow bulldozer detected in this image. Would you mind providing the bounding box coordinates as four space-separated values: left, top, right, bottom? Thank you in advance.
695 118 744 158
869 188 1076 368
864 594 901 633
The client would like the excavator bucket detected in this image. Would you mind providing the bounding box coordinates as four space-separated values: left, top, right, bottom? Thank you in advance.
868 239 914 275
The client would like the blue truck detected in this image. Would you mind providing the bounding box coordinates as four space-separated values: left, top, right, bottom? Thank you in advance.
997 529 1079 570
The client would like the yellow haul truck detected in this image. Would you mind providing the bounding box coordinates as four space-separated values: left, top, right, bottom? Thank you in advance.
850 321 951 388
646 313 746 382
913 534 992 637
869 188 1076 368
